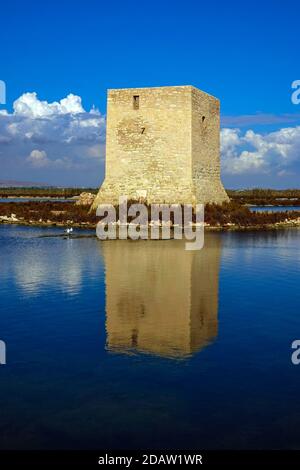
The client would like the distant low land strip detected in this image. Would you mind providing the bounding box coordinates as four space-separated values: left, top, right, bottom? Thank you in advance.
1 187 300 206
0 187 98 198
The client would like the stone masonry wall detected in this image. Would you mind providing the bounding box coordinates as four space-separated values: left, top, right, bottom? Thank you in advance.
93 86 228 209
191 87 229 204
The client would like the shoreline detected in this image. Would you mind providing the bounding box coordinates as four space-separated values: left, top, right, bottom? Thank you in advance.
1 199 300 233
1 217 300 232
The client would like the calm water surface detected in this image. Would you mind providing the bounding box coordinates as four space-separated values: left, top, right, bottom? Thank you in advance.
250 205 300 213
1 224 300 449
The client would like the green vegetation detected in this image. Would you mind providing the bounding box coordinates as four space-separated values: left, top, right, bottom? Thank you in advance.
227 188 300 206
0 187 98 198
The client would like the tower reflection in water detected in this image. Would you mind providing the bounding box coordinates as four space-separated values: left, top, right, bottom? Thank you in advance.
101 234 222 359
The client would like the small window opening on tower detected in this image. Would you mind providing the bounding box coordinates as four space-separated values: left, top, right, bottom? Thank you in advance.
133 95 139 110
202 115 206 123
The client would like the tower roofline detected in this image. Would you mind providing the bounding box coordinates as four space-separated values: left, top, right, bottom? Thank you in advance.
107 85 218 101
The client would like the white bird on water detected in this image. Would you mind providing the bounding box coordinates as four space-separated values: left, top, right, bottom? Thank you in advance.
65 227 73 235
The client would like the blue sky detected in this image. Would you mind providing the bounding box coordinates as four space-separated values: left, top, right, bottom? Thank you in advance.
0 0 300 188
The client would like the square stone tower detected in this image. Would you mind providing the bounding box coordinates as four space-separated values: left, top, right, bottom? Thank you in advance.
93 85 228 208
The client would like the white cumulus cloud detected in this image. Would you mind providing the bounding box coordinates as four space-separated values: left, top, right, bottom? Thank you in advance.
13 92 85 118
0 92 106 185
27 149 49 168
221 126 300 177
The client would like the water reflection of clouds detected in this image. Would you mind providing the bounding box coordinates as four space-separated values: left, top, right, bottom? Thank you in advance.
1 227 223 359
1 235 101 295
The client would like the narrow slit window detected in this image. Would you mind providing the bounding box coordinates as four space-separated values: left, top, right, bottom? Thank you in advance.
133 95 139 110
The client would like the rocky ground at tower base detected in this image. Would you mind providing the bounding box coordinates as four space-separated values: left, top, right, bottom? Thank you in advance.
1 200 300 232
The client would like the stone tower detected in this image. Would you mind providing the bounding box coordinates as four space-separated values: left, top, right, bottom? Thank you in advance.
93 85 228 208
